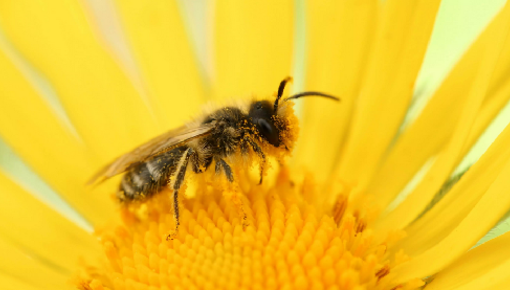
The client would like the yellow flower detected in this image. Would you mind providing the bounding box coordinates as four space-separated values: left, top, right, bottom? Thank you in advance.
1 0 510 290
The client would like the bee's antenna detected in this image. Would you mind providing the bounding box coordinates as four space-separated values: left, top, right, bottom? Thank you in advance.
274 77 293 112
286 91 340 102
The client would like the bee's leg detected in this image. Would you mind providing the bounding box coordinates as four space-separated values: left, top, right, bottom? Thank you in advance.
167 148 194 241
215 158 248 228
244 137 266 184
215 158 234 182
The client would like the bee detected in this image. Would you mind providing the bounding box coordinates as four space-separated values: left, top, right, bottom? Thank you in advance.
89 77 338 237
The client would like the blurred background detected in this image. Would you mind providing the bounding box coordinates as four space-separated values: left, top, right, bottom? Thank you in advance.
0 0 508 242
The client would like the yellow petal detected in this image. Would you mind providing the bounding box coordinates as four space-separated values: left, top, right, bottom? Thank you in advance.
449 262 510 290
398 120 510 256
0 172 100 272
212 0 294 100
111 0 207 127
336 0 441 188
0 239 69 290
0 47 114 224
369 5 510 207
295 0 377 180
0 275 48 290
425 231 510 290
0 0 159 162
393 132 510 284
467 75 510 152
375 0 510 233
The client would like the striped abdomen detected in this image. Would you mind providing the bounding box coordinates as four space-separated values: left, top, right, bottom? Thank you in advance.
119 146 188 201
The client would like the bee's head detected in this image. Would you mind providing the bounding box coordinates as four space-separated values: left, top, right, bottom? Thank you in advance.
248 100 281 147
249 77 339 149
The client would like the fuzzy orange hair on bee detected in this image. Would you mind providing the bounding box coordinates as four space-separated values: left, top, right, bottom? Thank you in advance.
89 77 339 236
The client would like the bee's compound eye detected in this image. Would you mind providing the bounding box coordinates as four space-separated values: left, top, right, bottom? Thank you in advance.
258 119 272 134
257 119 280 147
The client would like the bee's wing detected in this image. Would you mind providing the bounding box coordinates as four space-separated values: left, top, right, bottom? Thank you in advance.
88 125 213 185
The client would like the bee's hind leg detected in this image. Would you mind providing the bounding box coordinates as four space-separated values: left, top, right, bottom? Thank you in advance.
215 158 249 229
166 148 194 241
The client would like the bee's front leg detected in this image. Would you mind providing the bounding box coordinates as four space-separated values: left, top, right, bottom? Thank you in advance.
243 137 266 184
215 158 249 229
215 158 233 182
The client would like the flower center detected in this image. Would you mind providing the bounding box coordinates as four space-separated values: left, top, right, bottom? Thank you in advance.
76 170 422 290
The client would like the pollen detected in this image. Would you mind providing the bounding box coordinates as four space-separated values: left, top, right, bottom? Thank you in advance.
77 169 422 290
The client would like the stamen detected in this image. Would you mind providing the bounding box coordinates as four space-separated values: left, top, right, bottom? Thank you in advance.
76 169 410 290
333 194 348 225
376 264 391 280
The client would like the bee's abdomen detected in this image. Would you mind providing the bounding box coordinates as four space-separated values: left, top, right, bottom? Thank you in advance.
119 146 188 202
